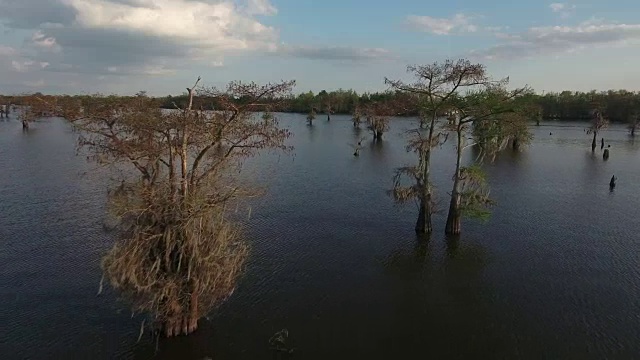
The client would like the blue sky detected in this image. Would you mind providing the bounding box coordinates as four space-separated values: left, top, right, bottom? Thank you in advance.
0 0 639 95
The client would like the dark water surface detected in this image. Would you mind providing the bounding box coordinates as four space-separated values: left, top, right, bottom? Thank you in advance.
2 115 640 359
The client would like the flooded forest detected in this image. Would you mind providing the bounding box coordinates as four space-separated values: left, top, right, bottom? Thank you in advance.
2 60 640 359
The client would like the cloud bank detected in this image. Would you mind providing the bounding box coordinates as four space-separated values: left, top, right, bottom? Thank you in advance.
473 20 640 60
0 0 391 92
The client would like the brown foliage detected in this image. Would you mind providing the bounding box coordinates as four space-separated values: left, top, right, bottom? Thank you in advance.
64 78 296 337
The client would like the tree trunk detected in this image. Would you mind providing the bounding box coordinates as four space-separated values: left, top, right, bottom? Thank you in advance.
415 113 438 234
22 120 29 130
327 114 330 121
375 131 383 141
446 124 464 235
445 193 462 235
164 283 199 337
632 127 636 137
512 137 520 151
591 132 597 152
415 197 432 233
603 149 610 160
601 137 604 150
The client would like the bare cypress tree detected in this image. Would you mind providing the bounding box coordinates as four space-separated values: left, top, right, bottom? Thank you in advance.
588 109 608 151
62 78 295 337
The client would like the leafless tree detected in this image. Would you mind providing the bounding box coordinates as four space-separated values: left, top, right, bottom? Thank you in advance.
588 109 608 151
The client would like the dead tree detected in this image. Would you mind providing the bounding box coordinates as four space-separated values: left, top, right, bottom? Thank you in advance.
588 109 608 152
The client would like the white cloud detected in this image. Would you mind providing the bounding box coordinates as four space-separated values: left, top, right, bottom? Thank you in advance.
0 0 393 93
549 3 566 12
549 3 576 19
406 13 477 35
245 0 277 16
60 0 278 51
0 0 282 81
472 20 640 60
31 30 62 52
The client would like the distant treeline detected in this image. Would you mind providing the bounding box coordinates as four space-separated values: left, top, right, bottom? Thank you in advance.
156 89 640 123
157 89 404 115
4 89 640 123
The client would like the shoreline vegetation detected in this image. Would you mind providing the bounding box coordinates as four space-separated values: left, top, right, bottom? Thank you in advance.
3 88 640 124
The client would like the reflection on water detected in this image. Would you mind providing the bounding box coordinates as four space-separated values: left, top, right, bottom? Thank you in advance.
2 116 640 359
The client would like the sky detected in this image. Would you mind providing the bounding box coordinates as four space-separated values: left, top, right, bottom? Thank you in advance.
1 0 640 95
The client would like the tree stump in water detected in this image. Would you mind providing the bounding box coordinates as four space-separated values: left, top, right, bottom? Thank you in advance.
601 138 604 150
610 175 616 189
603 149 610 160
